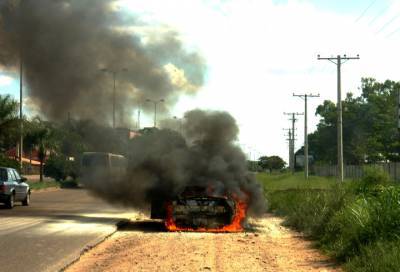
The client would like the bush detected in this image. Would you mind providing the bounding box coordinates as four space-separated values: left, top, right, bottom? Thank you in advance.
362 166 390 186
44 154 77 181
263 173 400 271
0 154 20 171
345 239 400 272
266 186 348 239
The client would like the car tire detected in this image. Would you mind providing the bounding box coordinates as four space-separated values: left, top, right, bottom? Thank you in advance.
22 192 30 206
5 193 15 209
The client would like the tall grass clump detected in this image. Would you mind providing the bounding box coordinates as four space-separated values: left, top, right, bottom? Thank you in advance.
323 186 400 261
261 168 400 271
266 186 348 238
345 239 400 272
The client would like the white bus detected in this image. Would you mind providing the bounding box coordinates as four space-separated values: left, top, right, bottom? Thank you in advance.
80 152 127 180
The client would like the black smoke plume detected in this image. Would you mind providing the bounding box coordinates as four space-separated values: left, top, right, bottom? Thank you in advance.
82 109 266 216
0 0 205 125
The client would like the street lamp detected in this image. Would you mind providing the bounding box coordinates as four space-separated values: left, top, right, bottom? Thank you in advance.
173 116 183 134
100 67 128 129
146 99 164 128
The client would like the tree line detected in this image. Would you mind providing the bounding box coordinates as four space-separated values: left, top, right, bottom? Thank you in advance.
302 77 400 165
0 94 129 180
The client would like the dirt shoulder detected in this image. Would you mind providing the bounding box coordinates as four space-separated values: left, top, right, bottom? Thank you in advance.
66 214 341 272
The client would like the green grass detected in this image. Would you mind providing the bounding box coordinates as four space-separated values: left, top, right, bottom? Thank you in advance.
28 180 60 190
258 171 400 272
28 179 79 190
258 171 341 191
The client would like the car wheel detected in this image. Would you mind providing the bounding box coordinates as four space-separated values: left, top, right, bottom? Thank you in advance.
6 193 15 209
22 192 30 206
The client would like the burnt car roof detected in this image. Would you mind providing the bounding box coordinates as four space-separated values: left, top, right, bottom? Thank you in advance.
178 186 229 199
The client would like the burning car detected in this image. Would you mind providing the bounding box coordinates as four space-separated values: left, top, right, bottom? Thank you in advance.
151 186 247 232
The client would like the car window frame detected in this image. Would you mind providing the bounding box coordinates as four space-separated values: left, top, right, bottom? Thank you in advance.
13 170 21 181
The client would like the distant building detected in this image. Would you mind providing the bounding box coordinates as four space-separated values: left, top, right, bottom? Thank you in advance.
5 147 41 174
295 154 314 167
115 127 141 140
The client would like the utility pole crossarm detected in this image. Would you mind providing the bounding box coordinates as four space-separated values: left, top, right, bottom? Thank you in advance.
317 55 360 60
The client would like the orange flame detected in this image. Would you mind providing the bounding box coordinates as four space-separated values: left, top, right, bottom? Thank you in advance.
165 197 248 233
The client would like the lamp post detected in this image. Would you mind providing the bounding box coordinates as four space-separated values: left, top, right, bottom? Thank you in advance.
173 116 183 134
100 67 128 129
146 99 164 128
19 57 23 170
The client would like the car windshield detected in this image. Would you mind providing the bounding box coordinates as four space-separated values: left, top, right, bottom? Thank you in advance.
0 168 7 182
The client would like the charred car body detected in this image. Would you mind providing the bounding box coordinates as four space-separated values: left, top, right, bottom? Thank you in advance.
151 186 247 232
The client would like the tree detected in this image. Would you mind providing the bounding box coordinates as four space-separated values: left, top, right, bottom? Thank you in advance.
24 117 58 181
258 155 286 172
306 78 400 165
0 94 18 151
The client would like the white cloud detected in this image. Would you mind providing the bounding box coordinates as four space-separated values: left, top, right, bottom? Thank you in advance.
0 75 13 87
120 0 400 162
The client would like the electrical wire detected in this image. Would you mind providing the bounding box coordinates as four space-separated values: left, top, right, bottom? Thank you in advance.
355 0 377 22
368 4 391 26
376 13 400 34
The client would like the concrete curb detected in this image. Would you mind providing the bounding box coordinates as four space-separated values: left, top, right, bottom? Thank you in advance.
57 220 130 272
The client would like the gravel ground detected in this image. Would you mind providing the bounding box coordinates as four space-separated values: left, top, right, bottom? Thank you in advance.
66 214 342 272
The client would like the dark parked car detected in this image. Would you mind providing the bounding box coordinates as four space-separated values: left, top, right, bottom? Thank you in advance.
0 167 30 209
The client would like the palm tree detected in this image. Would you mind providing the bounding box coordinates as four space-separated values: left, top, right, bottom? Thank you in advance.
0 94 18 151
25 117 58 181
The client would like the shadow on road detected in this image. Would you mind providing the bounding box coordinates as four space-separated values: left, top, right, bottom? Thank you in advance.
0 210 128 225
117 219 167 233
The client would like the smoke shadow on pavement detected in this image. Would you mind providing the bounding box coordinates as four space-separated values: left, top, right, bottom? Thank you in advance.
117 220 167 233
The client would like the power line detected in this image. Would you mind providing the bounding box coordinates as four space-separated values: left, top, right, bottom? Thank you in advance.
375 13 400 35
386 25 400 38
317 54 360 182
355 0 377 23
368 4 391 26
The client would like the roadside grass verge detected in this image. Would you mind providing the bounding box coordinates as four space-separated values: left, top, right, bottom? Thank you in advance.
259 169 400 272
28 179 79 190
258 172 338 191
28 180 60 190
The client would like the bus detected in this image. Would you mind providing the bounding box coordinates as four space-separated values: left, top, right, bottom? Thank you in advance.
80 152 127 181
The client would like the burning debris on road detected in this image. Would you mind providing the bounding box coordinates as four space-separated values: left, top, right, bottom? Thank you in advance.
81 109 266 232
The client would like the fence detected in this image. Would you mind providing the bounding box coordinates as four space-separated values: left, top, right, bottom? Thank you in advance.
312 163 400 181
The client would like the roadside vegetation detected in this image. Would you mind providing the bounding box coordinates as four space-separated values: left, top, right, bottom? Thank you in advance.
28 180 60 190
259 169 400 272
27 179 79 191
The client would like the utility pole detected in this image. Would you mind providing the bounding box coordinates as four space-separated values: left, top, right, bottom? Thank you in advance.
397 89 400 131
19 57 23 170
173 116 183 134
284 112 303 173
100 68 128 129
137 108 141 130
318 54 360 182
146 99 165 128
293 92 320 179
283 128 293 171
112 71 116 129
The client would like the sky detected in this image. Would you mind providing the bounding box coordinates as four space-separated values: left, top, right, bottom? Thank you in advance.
1 0 400 163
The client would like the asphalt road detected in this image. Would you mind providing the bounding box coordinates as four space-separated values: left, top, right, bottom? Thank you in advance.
0 188 137 272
